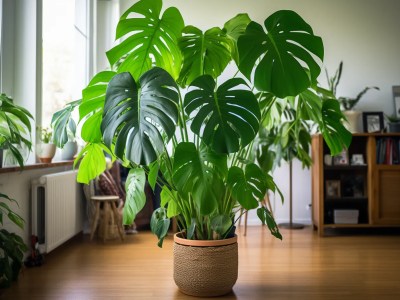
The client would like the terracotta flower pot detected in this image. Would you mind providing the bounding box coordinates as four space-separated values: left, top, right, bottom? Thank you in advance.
173 232 238 297
36 143 56 163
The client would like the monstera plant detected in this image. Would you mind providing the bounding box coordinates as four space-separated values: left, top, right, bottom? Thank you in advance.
66 0 350 246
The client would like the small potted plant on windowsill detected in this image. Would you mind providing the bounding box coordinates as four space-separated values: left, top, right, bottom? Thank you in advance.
322 61 379 133
36 126 56 163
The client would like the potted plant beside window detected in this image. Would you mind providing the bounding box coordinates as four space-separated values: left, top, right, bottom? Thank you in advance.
36 126 56 163
0 93 32 287
60 0 351 296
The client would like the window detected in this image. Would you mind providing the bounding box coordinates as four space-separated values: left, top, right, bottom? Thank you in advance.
41 0 89 126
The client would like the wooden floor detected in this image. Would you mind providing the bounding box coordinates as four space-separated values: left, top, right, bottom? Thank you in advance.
2 226 400 300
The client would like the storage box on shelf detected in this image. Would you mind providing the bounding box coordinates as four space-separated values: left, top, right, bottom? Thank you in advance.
311 133 400 236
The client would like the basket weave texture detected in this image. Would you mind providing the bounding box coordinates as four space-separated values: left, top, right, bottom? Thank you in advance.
173 241 238 297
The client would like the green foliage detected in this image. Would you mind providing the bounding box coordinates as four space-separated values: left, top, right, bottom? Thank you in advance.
102 68 179 165
237 10 323 98
51 100 80 148
0 93 33 167
324 61 379 110
36 126 52 144
106 0 184 81
57 0 352 246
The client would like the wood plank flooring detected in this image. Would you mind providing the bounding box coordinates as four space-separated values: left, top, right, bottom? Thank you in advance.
2 226 400 300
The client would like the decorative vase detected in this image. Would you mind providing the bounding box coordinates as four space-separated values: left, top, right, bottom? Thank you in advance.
61 141 78 160
36 143 56 163
343 110 362 133
173 232 238 297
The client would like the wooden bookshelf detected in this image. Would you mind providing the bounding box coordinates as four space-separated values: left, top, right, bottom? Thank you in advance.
311 133 400 236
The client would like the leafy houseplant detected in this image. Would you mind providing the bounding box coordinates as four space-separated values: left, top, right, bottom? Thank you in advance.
62 0 351 296
36 126 56 163
322 61 379 132
0 93 33 168
51 102 79 160
0 93 32 288
385 114 400 133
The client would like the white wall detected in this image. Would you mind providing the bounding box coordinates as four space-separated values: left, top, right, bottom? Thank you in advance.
0 165 74 248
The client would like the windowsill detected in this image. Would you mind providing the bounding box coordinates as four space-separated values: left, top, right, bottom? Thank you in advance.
0 160 74 174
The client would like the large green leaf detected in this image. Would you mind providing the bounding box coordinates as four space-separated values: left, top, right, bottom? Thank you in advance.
298 90 351 155
51 100 80 148
227 163 268 210
79 71 116 143
238 10 324 98
160 185 180 218
172 142 227 215
184 76 260 154
75 143 113 184
106 0 184 81
0 193 24 229
123 168 146 225
101 67 179 165
150 207 170 248
257 207 282 240
223 13 251 65
178 26 232 87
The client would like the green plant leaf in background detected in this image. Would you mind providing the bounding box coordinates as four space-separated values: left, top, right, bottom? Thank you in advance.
150 207 170 248
223 13 251 65
227 163 267 210
106 0 184 81
75 143 113 184
184 76 260 154
80 71 116 143
172 142 227 215
178 26 232 87
51 99 80 148
102 67 179 165
0 193 24 229
257 206 282 240
210 214 232 238
160 185 180 218
123 168 146 225
238 10 324 98
298 90 351 155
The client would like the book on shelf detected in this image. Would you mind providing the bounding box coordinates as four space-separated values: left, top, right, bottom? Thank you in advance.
376 137 400 165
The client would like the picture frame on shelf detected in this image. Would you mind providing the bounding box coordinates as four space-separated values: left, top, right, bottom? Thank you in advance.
326 180 341 198
351 154 365 165
393 86 400 118
333 149 349 165
362 112 384 133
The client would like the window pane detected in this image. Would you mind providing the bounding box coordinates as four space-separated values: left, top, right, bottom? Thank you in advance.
42 0 84 126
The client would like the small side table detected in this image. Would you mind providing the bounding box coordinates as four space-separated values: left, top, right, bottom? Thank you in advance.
90 195 125 242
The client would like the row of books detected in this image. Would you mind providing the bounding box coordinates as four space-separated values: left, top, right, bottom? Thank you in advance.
376 138 400 164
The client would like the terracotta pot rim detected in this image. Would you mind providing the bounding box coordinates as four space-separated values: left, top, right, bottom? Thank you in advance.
174 232 237 247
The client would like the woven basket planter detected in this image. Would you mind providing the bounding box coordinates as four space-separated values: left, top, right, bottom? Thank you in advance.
173 233 238 297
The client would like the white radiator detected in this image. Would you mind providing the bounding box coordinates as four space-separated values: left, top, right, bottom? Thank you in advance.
31 170 83 253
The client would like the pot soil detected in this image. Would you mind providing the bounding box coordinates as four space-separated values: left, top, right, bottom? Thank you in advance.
173 232 238 297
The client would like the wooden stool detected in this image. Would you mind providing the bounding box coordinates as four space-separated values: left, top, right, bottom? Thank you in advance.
90 195 125 242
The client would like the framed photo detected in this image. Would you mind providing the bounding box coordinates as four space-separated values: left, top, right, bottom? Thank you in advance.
393 86 400 118
326 180 341 198
333 149 349 165
351 154 365 165
362 112 384 133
